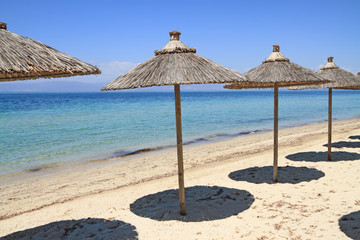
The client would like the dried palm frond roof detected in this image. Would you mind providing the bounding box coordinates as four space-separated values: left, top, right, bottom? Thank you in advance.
0 22 100 82
101 31 246 90
290 57 360 90
224 45 330 89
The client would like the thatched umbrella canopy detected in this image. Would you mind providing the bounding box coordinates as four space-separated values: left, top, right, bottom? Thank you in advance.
102 31 246 90
291 57 360 90
102 31 247 215
290 57 360 161
224 45 331 182
0 22 100 81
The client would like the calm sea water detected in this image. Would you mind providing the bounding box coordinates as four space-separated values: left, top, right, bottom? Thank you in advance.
0 90 359 176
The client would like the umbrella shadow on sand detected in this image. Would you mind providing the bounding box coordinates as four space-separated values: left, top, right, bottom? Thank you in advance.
339 210 360 240
323 141 360 149
130 186 254 222
349 135 360 140
1 218 138 240
228 166 325 184
286 151 360 162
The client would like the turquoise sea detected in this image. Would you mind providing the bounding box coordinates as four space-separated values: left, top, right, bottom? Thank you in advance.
0 90 359 177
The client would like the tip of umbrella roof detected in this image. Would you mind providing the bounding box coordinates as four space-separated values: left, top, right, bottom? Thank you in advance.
273 45 280 52
0 22 7 30
169 31 181 41
263 44 289 63
321 56 338 70
154 31 196 55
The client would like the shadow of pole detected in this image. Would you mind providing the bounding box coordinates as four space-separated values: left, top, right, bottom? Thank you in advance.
349 135 360 140
323 141 360 149
130 186 254 222
228 165 325 184
1 218 138 240
339 210 360 240
286 151 360 162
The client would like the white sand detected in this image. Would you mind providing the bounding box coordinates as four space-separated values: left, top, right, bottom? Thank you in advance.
0 119 359 239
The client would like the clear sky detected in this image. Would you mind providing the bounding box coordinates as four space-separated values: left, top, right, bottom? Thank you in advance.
1 0 359 92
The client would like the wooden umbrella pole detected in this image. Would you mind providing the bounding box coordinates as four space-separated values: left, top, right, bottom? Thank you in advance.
174 84 186 215
328 88 332 161
273 84 279 182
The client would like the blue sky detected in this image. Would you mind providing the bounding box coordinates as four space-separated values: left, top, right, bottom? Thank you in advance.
1 0 359 92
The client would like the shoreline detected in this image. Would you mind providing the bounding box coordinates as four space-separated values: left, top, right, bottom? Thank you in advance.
0 129 266 185
0 126 269 183
0 117 346 184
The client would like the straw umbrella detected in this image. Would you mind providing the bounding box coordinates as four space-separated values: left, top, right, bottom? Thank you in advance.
224 45 330 182
0 22 100 81
290 57 360 161
102 31 247 215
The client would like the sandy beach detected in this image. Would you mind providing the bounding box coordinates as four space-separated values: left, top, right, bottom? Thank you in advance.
0 118 359 239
